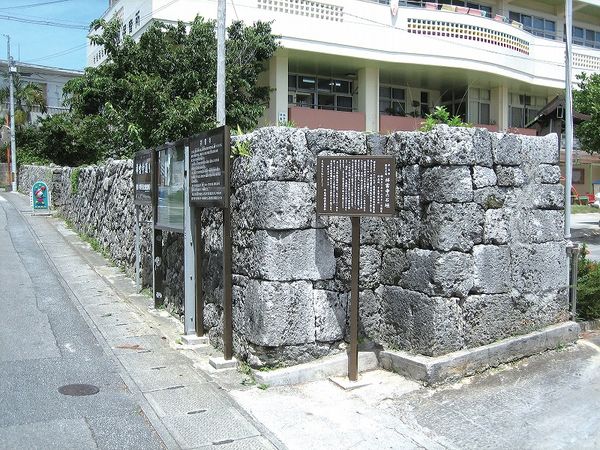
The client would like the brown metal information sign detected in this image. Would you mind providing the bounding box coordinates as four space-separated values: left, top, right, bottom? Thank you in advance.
189 126 230 208
317 155 396 217
133 148 152 206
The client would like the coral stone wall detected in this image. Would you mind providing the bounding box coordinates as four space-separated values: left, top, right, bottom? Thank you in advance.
19 125 568 367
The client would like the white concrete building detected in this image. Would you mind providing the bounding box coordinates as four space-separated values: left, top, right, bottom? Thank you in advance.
0 60 81 124
92 0 600 134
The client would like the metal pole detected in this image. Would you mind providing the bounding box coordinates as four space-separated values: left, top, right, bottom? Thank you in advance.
135 205 141 292
6 36 16 192
195 213 204 336
570 243 580 320
223 126 232 359
349 216 360 381
564 0 573 239
183 142 196 335
216 0 226 126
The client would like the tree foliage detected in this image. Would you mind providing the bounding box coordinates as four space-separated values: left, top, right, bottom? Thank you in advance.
0 74 47 127
18 16 278 165
573 72 600 154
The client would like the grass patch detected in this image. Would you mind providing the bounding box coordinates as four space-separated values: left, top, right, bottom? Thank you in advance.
571 205 598 214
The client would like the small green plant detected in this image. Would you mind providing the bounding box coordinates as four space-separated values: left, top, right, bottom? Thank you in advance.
70 167 81 194
238 361 256 386
420 106 471 132
257 383 269 390
277 119 296 127
231 125 251 157
175 337 183 345
576 244 600 320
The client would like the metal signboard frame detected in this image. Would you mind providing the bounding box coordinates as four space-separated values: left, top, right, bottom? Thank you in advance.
154 141 186 234
316 154 396 381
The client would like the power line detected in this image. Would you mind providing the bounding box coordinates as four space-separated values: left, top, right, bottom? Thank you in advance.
0 13 88 29
0 0 71 11
24 43 86 63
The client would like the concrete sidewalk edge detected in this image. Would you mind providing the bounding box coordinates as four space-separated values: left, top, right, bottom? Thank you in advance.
380 321 581 385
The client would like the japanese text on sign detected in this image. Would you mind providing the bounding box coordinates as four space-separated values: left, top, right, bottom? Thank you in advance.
316 155 396 217
189 126 229 208
134 149 152 205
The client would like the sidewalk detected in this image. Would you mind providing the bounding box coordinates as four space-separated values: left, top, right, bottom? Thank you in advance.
5 190 600 449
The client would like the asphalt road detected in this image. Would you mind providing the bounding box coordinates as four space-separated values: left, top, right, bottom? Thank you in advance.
571 213 600 261
0 193 164 449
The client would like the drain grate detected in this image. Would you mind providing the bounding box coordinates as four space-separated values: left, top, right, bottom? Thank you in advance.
58 384 100 396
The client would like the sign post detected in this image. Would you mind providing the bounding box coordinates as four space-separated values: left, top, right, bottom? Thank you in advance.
316 155 396 381
31 180 51 215
189 126 232 358
133 149 153 293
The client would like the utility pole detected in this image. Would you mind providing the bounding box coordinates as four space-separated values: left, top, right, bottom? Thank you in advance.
4 34 16 192
216 0 226 126
564 0 573 239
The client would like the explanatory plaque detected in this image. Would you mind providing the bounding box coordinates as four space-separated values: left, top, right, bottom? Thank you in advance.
317 155 396 217
189 126 230 208
133 148 152 205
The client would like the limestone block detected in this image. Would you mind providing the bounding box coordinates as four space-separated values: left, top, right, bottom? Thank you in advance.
240 279 315 346
510 242 568 293
367 133 386 155
420 125 477 166
514 289 570 329
483 208 510 244
313 290 347 342
236 229 336 281
234 181 314 230
379 286 464 356
360 245 382 289
473 127 495 167
473 186 506 209
496 166 527 187
421 166 473 203
512 210 564 243
402 249 474 298
380 248 409 285
421 202 484 251
402 164 421 195
472 166 497 188
388 210 421 248
535 164 561 184
359 289 382 341
385 131 423 165
532 184 564 209
472 245 510 294
493 133 522 165
305 129 367 155
522 134 559 164
231 127 315 187
463 294 522 347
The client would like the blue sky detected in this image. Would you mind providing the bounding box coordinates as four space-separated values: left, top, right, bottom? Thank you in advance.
0 0 107 71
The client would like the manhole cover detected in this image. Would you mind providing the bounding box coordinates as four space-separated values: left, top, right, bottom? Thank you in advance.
58 384 100 396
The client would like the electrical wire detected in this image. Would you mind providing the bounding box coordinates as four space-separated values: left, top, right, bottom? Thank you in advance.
0 0 71 10
0 14 87 29
24 43 86 63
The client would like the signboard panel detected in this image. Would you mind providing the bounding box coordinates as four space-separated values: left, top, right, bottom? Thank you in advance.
134 148 153 205
31 181 50 213
316 155 396 217
189 126 230 208
155 141 185 232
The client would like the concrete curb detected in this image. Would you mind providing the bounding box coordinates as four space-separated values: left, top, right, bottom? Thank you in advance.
253 352 379 387
380 321 581 385
578 319 600 332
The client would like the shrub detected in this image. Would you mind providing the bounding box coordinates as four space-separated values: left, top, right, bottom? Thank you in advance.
576 244 600 320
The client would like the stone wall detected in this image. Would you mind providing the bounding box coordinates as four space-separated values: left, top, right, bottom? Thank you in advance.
19 125 568 368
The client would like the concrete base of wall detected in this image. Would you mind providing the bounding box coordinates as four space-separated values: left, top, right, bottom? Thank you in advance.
253 322 580 387
380 321 581 385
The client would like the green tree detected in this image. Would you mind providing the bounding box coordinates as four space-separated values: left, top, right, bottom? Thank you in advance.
0 74 47 126
60 16 277 161
573 72 600 154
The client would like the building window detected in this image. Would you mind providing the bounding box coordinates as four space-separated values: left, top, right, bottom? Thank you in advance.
128 19 133 34
438 0 492 16
570 25 600 48
135 11 140 27
379 85 406 116
468 88 491 125
420 91 430 118
509 93 546 128
573 168 584 185
288 74 354 112
122 24 127 37
509 11 556 39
